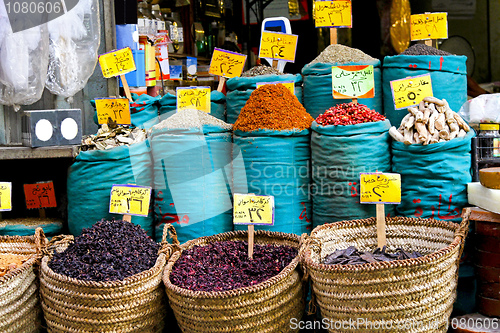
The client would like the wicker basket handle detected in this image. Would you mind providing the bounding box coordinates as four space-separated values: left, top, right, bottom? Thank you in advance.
43 234 74 257
160 223 180 255
456 208 471 241
34 227 48 258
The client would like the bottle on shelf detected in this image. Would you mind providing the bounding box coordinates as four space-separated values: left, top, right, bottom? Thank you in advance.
478 123 500 159
161 8 184 54
151 4 165 35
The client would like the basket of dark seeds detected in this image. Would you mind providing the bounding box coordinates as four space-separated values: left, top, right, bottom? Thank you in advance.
303 211 471 333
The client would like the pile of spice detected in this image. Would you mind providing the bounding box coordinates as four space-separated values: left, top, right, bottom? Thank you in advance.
309 44 376 64
48 220 159 282
0 254 30 277
322 246 423 265
316 103 385 126
170 241 297 292
401 44 451 56
151 109 232 131
241 65 283 77
81 124 146 151
234 84 313 132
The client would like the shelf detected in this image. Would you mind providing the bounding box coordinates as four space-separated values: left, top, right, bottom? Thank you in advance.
0 145 80 160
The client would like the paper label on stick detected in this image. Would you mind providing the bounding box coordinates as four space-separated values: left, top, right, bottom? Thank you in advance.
256 81 295 95
24 182 57 209
99 47 137 78
314 0 352 28
360 173 401 204
259 31 298 63
176 86 211 113
410 12 448 41
109 185 152 217
0 182 12 212
95 98 131 125
233 194 275 226
332 65 374 99
209 48 247 79
390 74 433 110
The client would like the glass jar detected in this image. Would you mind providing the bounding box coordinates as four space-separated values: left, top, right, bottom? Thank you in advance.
478 123 500 159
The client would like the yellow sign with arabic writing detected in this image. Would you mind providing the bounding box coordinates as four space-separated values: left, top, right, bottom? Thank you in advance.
259 31 298 63
411 12 448 41
95 98 131 125
360 173 401 204
109 185 152 217
0 182 12 212
99 47 137 78
209 48 247 79
177 87 211 113
314 0 352 28
233 194 275 225
256 81 295 96
390 74 433 110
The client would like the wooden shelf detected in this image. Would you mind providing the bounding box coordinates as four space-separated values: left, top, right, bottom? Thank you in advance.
0 145 80 160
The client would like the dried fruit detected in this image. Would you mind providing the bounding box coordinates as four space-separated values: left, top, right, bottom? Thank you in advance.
316 103 385 126
322 246 423 265
80 124 146 151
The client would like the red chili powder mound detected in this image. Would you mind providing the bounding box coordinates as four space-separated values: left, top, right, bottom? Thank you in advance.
233 83 314 131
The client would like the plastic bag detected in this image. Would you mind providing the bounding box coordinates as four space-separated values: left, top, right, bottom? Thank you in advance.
458 93 500 124
46 0 100 101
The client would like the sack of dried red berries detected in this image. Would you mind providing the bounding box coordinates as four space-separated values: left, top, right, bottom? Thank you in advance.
39 220 178 332
162 229 307 332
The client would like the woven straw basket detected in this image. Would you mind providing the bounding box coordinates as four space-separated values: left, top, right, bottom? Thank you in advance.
163 229 306 333
40 224 175 333
0 227 47 333
303 209 471 333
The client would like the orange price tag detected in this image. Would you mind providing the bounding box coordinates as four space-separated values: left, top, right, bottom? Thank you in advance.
24 182 57 209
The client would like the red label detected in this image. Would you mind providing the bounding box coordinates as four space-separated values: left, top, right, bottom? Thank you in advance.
24 182 57 209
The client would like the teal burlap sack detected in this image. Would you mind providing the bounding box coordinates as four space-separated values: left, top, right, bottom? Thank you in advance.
150 125 233 244
226 74 303 124
391 130 474 223
382 54 467 127
158 91 227 121
302 59 382 119
311 119 393 227
0 219 63 237
233 129 311 235
92 93 159 129
67 141 154 236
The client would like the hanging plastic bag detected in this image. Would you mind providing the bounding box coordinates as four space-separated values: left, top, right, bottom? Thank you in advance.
45 0 100 101
458 93 500 124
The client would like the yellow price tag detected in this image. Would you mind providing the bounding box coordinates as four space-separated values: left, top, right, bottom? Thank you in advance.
332 65 374 99
314 0 352 28
0 182 12 212
177 87 211 113
209 48 247 79
360 173 401 204
256 81 295 96
259 31 298 63
390 74 433 110
233 194 275 226
109 185 152 217
411 12 448 41
95 98 131 125
99 47 137 78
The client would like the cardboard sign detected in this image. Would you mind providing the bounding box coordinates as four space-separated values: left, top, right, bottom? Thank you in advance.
99 47 137 78
24 182 57 209
0 182 12 212
314 0 352 28
360 173 401 204
176 87 211 113
256 81 295 96
332 65 374 99
390 74 433 110
233 194 275 226
209 48 247 79
95 98 131 125
411 12 448 41
259 31 298 63
109 185 152 217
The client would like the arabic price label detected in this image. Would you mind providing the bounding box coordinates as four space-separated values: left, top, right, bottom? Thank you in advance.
109 185 152 217
390 74 433 110
410 12 448 41
259 31 298 63
360 173 401 204
314 0 352 28
209 48 247 79
332 65 374 99
95 98 131 125
99 47 137 78
0 182 12 212
24 182 57 209
176 86 211 113
233 193 275 226
256 81 295 96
